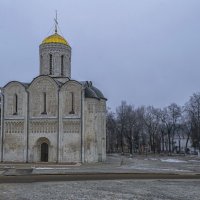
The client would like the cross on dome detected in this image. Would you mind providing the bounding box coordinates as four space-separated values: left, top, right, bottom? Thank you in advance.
54 10 58 34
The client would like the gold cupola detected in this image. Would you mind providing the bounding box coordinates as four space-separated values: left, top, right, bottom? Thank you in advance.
42 33 69 46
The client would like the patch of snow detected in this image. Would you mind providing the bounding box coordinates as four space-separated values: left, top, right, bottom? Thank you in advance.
32 167 70 170
150 158 158 161
160 168 192 172
189 160 200 163
3 166 15 169
144 158 158 161
160 159 187 163
119 165 192 172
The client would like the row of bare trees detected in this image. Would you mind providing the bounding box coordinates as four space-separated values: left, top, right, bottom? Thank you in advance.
106 92 200 154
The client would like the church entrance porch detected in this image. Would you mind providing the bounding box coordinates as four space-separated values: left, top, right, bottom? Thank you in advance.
41 143 48 162
36 137 51 162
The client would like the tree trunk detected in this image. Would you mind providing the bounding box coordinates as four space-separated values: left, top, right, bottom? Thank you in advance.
168 132 171 155
161 131 165 152
120 130 124 154
185 132 190 153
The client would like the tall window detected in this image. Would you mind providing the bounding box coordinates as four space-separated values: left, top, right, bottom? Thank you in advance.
40 55 43 66
69 92 75 114
42 92 47 114
49 54 53 75
61 55 64 76
13 94 18 115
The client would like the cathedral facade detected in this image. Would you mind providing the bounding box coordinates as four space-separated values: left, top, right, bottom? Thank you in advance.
0 30 106 163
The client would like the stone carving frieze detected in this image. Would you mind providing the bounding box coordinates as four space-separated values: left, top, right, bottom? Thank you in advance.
63 120 80 133
4 120 24 134
30 120 57 133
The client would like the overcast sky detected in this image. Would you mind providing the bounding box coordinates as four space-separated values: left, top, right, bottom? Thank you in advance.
1 0 200 111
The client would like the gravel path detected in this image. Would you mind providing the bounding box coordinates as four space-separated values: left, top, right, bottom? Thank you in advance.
0 180 200 200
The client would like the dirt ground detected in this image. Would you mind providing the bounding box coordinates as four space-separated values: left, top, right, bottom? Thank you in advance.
0 179 199 200
0 154 200 199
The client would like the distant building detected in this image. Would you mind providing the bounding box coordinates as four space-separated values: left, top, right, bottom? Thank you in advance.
0 25 107 163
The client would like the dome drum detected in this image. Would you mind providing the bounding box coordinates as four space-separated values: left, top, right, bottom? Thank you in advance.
39 34 71 79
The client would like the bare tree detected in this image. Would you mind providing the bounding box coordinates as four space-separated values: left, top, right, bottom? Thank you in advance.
123 106 145 154
116 101 128 154
143 106 161 153
122 104 136 154
106 109 117 153
185 93 200 151
160 103 181 154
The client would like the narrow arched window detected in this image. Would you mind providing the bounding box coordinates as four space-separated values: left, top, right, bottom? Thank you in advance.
0 97 1 119
41 92 47 114
13 94 18 115
49 54 53 75
40 55 43 66
61 55 64 76
69 92 75 114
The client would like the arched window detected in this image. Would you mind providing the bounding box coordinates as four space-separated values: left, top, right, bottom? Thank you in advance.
41 92 47 114
49 54 53 75
13 94 18 115
61 55 64 76
69 92 75 114
0 96 1 120
40 55 43 66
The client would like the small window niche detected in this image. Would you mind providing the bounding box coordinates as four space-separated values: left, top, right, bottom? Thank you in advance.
69 92 75 114
49 54 53 75
40 55 43 67
41 92 47 115
13 93 18 115
61 55 64 76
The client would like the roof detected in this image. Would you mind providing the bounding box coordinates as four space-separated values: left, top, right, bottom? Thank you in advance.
82 81 107 100
42 33 69 46
2 77 106 101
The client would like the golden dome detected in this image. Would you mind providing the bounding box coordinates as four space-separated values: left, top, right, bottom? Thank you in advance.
42 33 69 45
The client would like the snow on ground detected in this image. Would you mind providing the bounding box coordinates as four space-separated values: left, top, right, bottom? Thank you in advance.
160 158 187 163
32 167 71 170
109 154 200 173
189 160 200 162
144 158 158 161
1 154 200 175
119 165 192 172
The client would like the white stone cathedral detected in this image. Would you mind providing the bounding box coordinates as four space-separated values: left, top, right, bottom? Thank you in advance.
0 27 107 163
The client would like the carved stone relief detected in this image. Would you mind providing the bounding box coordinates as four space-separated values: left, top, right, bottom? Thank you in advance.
30 120 57 133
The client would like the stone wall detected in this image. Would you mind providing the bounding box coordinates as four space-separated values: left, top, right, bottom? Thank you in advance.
0 76 106 163
2 82 27 162
59 81 83 162
84 98 106 163
4 82 27 118
28 76 58 118
3 120 26 162
39 43 71 78
28 119 58 162
60 119 81 162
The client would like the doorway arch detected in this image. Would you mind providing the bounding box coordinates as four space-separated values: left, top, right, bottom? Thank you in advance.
36 137 50 162
41 142 48 162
